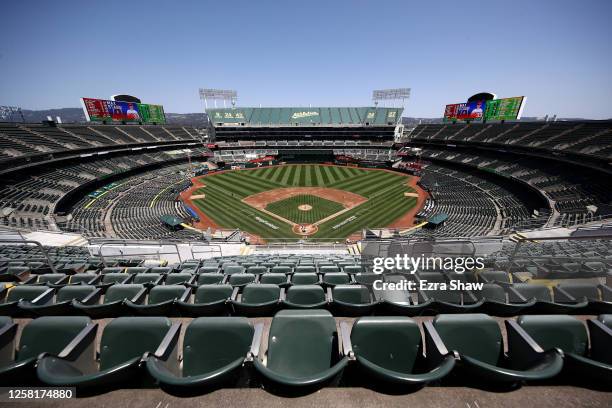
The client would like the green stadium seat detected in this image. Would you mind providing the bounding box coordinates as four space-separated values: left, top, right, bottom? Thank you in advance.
346 316 455 386
331 285 377 316
178 284 232 316
198 266 219 274
291 273 320 285
20 285 101 316
426 314 563 384
128 285 190 316
283 285 327 309
271 266 292 274
231 284 281 316
164 273 194 286
555 283 612 314
228 273 256 287
517 315 612 386
133 273 164 287
146 317 254 390
259 273 289 286
322 272 351 287
37 317 180 390
69 273 100 285
294 266 316 273
0 316 93 385
192 273 225 286
0 285 55 316
252 310 348 389
511 283 586 314
74 284 146 318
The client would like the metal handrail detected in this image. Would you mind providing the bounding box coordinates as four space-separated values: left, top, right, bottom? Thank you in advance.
0 238 57 274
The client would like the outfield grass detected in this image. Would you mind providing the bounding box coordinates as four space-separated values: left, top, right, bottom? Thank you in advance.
190 164 416 240
265 194 344 224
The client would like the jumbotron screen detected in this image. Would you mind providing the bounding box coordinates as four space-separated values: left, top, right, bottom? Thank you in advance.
81 98 166 124
483 96 525 121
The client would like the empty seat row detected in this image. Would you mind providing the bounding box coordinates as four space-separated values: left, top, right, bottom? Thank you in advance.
0 312 610 393
3 281 611 318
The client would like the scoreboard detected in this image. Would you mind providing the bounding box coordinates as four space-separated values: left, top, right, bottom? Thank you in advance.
81 98 166 124
443 96 525 122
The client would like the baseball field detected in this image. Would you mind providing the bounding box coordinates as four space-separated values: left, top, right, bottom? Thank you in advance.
183 164 421 241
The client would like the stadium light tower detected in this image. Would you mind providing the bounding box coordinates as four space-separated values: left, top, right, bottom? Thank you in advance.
372 88 411 108
198 89 238 112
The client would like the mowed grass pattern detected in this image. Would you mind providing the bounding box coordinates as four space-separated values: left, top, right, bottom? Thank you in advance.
190 165 416 240
265 194 344 224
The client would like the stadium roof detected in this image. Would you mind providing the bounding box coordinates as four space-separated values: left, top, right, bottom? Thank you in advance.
208 107 403 127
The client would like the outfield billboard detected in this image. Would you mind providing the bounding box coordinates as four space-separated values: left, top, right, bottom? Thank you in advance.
81 98 166 124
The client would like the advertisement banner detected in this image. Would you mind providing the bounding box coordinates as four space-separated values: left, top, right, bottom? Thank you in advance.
81 98 166 124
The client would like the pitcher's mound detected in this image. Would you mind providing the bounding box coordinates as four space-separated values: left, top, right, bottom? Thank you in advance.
298 204 313 211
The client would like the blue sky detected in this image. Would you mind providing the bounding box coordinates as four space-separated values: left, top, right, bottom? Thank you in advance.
1 0 611 118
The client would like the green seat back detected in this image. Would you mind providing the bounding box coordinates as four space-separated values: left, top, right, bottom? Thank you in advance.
228 273 255 286
133 273 161 285
421 289 461 304
198 266 219 274
197 274 224 285
103 284 144 304
271 266 292 274
473 284 506 302
351 316 420 373
148 285 185 304
320 266 340 273
56 285 96 302
517 315 588 356
285 285 325 305
37 274 66 284
513 284 552 302
266 310 337 377
69 274 97 284
224 265 245 275
6 286 49 302
101 273 129 284
165 273 192 285
194 285 233 304
247 266 267 274
292 273 318 285
241 284 280 304
481 271 510 283
183 317 253 376
17 316 91 361
99 317 171 370
295 266 315 273
333 285 370 304
101 267 124 274
343 266 363 274
149 267 172 274
125 267 148 274
323 273 350 285
259 273 286 285
558 283 599 301
433 314 502 365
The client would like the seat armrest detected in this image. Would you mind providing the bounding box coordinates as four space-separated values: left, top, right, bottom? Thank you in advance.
131 288 148 304
179 287 192 303
231 287 240 301
279 288 286 301
505 319 550 370
326 287 333 303
423 321 454 368
56 323 98 374
81 288 103 305
31 288 56 305
0 323 17 366
339 321 354 359
248 323 264 360
151 322 181 362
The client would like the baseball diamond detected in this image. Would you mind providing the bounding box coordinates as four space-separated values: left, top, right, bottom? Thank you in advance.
182 164 420 240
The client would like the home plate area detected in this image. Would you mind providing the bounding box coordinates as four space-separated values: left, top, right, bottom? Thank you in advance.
242 188 368 236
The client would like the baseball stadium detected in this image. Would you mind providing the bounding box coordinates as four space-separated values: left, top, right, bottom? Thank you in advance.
0 1 611 407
